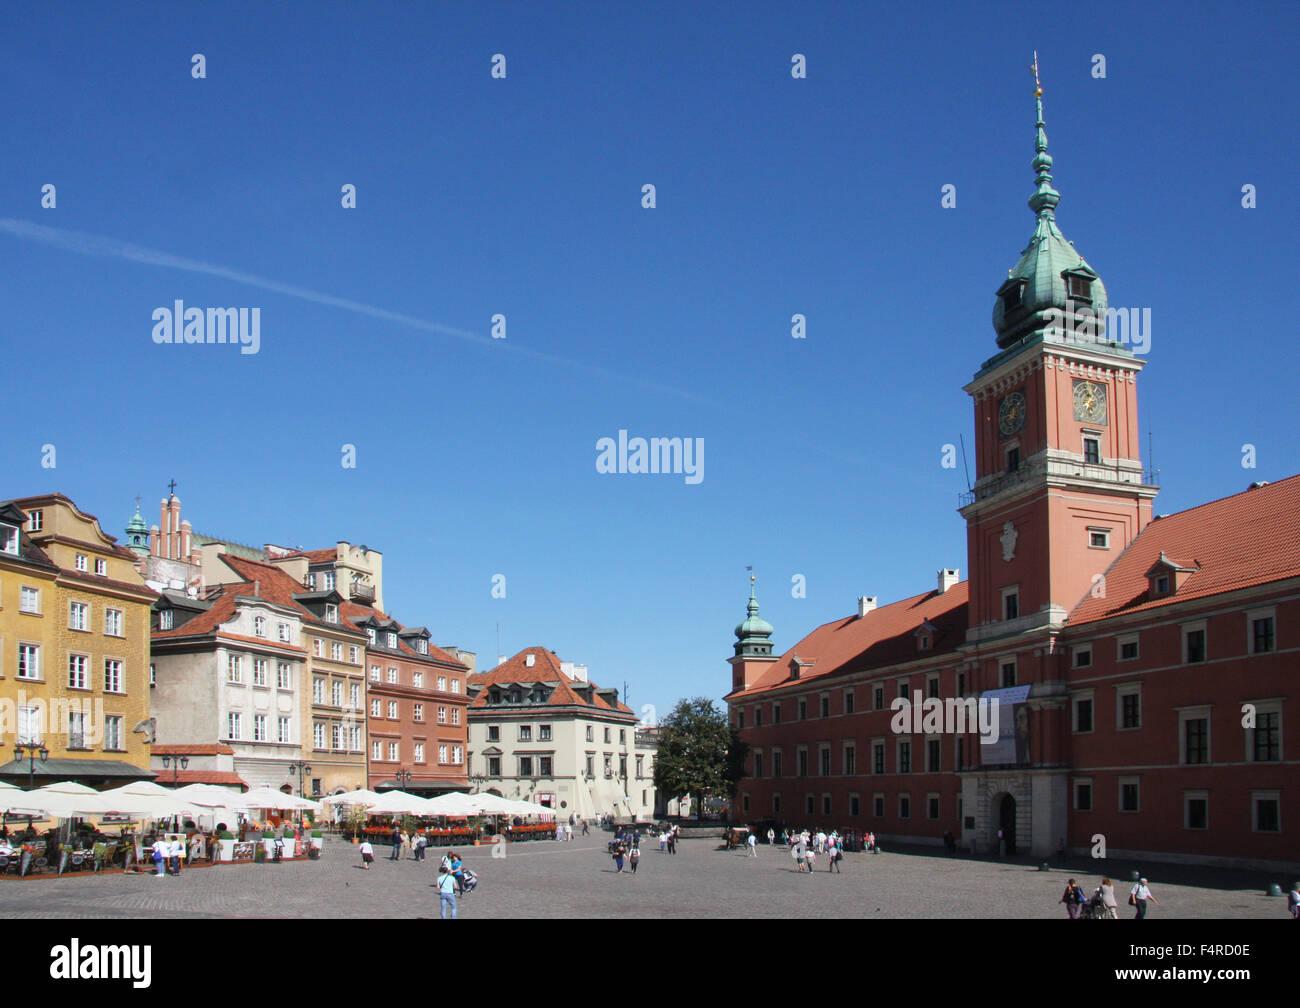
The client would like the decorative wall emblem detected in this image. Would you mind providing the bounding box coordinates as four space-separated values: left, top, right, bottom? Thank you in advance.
1000 521 1018 562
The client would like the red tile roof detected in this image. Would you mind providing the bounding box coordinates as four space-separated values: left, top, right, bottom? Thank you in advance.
279 548 338 563
728 584 970 699
467 648 635 715
163 770 247 787
1069 474 1300 625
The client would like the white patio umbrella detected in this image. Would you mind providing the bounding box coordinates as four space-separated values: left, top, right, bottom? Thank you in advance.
97 783 205 820
504 798 557 819
173 783 246 808
3 785 113 818
363 791 430 816
320 789 386 808
463 792 516 815
422 792 481 817
237 787 321 812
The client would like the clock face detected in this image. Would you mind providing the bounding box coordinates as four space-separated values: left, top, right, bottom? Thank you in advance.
1073 379 1108 424
998 391 1027 437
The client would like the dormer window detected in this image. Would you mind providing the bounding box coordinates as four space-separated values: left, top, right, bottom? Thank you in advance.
323 571 336 591
1146 552 1195 599
367 628 376 645
26 510 42 532
998 278 1026 315
386 632 397 649
159 609 174 630
325 603 338 623
1154 575 1170 596
0 522 18 555
918 634 931 651
1066 274 1093 301
415 639 428 655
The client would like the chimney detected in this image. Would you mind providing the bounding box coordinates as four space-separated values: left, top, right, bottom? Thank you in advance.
525 653 536 668
857 596 877 618
253 580 261 597
938 568 960 593
496 655 506 667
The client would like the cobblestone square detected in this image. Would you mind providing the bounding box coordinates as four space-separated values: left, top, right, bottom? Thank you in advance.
0 833 1283 919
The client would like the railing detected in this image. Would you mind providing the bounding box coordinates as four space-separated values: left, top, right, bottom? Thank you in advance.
959 460 1158 507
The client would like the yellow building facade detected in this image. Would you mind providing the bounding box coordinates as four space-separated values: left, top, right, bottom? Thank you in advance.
0 495 154 786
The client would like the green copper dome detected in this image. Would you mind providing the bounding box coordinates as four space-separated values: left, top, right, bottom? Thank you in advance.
125 503 150 557
734 581 774 658
992 70 1108 350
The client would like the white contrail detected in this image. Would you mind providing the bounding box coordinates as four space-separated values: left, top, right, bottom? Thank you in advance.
0 217 717 406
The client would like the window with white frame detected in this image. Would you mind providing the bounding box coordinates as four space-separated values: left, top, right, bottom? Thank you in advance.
1087 527 1110 549
370 664 380 682
312 678 324 704
75 553 88 572
104 659 123 693
1117 634 1139 661
69 601 89 631
387 667 398 684
1248 608 1277 655
323 571 336 591
349 725 361 750
325 603 338 623
1246 701 1282 762
437 676 447 692
387 741 398 761
437 707 447 725
313 638 324 658
413 703 423 722
1116 684 1142 729
439 745 449 765
330 681 342 707
350 683 360 708
68 654 88 689
104 716 122 751
331 642 343 661
17 643 40 680
371 699 381 717
452 746 462 764
253 714 267 742
277 662 291 689
451 708 460 726
1073 646 1093 669
415 639 428 655
277 716 290 743
386 632 398 649
278 622 291 642
349 645 360 664
25 510 42 532
366 628 376 645
413 671 424 688
371 740 381 760
227 712 241 740
331 723 341 750
314 723 326 749
415 743 425 763
227 654 243 683
0 522 18 555
68 710 87 749
253 659 268 687
450 679 460 693
1184 790 1209 830
1178 707 1211 764
159 609 174 630
387 700 398 719
94 558 107 576
254 616 267 637
1183 621 1207 664
104 608 123 636
19 586 39 613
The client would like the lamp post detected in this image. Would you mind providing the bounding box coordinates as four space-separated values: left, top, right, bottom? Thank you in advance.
14 742 49 832
160 754 189 785
288 761 312 798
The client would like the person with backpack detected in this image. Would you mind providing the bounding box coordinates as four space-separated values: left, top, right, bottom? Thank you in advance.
1060 878 1086 919
628 846 641 874
612 840 626 873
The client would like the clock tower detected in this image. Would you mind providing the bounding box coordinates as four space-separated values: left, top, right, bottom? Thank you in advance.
960 69 1158 641
956 60 1158 858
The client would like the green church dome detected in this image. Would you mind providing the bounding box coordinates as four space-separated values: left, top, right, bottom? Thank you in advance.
992 69 1108 350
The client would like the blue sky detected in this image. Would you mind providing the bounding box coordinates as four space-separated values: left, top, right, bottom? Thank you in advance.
3 0 1297 719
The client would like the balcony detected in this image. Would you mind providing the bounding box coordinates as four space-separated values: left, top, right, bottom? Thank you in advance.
349 582 376 603
959 457 1157 508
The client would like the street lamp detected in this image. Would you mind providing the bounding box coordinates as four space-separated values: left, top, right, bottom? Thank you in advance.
394 769 412 790
288 761 312 797
160 754 189 785
14 742 49 833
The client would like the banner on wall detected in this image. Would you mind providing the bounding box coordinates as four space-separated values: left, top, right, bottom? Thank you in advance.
980 685 1031 765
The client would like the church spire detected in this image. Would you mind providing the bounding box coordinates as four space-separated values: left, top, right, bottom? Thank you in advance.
734 574 774 658
1028 51 1060 221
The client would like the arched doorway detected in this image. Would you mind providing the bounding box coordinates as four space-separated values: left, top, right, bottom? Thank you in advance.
999 793 1017 856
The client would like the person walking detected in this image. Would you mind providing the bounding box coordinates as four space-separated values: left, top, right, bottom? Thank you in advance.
667 829 677 856
581 819 589 836
766 828 775 847
1130 877 1158 919
449 851 466 893
629 846 641 874
169 835 183 875
389 827 402 860
747 832 758 858
612 840 626 873
828 838 842 873
804 846 815 873
437 866 459 919
1060 878 1085 919
414 831 427 862
152 837 166 877
359 838 374 869
1099 878 1118 919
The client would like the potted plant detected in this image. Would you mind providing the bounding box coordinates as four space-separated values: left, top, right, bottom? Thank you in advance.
216 829 236 863
346 806 367 843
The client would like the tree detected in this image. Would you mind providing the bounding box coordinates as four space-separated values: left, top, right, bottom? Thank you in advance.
652 697 749 821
